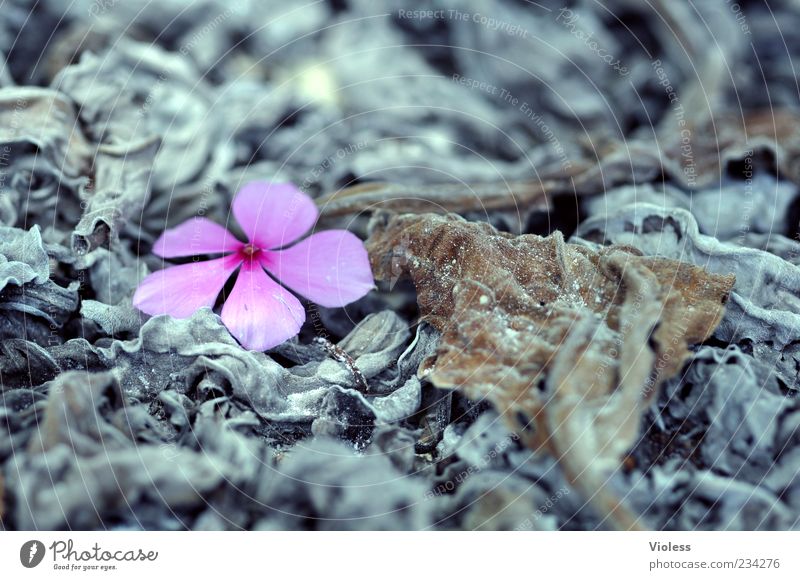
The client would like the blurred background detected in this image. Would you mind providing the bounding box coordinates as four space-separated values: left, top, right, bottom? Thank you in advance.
2 0 796 240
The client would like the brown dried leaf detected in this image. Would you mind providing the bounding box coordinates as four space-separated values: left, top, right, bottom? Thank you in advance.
663 109 800 188
367 212 735 529
317 148 662 225
318 180 554 217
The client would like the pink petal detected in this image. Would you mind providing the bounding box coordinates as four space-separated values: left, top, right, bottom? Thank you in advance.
153 217 244 258
262 230 374 308
133 255 241 318
221 260 306 351
232 181 318 249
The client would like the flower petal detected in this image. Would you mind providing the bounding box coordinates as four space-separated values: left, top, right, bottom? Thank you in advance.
262 230 374 308
221 260 306 351
232 181 318 249
133 255 241 318
152 217 243 258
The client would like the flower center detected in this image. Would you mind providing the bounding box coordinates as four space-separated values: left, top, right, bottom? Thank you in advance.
242 244 261 259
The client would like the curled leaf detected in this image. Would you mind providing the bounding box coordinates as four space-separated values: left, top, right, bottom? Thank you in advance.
367 212 735 529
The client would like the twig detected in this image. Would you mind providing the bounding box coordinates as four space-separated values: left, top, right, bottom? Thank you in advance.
313 337 369 392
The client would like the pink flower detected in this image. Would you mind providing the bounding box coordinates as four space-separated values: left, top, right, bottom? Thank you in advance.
133 181 374 351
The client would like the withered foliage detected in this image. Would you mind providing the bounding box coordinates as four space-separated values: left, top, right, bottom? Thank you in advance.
367 212 735 529
663 110 800 188
321 108 800 219
4 0 800 532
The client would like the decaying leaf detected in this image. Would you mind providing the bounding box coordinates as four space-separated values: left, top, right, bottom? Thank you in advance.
319 109 800 232
72 137 159 254
319 180 550 217
29 371 131 457
663 109 800 188
0 87 92 176
317 143 665 226
366 212 735 529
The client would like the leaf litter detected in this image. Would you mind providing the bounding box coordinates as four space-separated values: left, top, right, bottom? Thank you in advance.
2 0 800 531
366 211 734 529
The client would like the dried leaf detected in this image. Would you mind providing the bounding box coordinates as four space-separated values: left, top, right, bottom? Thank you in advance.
72 137 159 254
317 145 664 222
29 371 131 456
576 203 800 360
663 110 800 188
0 225 49 289
367 212 734 529
319 180 556 218
0 87 91 176
0 226 80 344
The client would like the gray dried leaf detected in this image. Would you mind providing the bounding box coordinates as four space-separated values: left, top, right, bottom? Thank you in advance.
28 371 132 456
80 299 143 336
253 438 433 531
0 225 79 343
0 225 49 288
0 87 91 176
72 138 159 253
658 345 793 480
4 0 800 533
691 177 797 240
0 154 88 236
8 444 227 530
